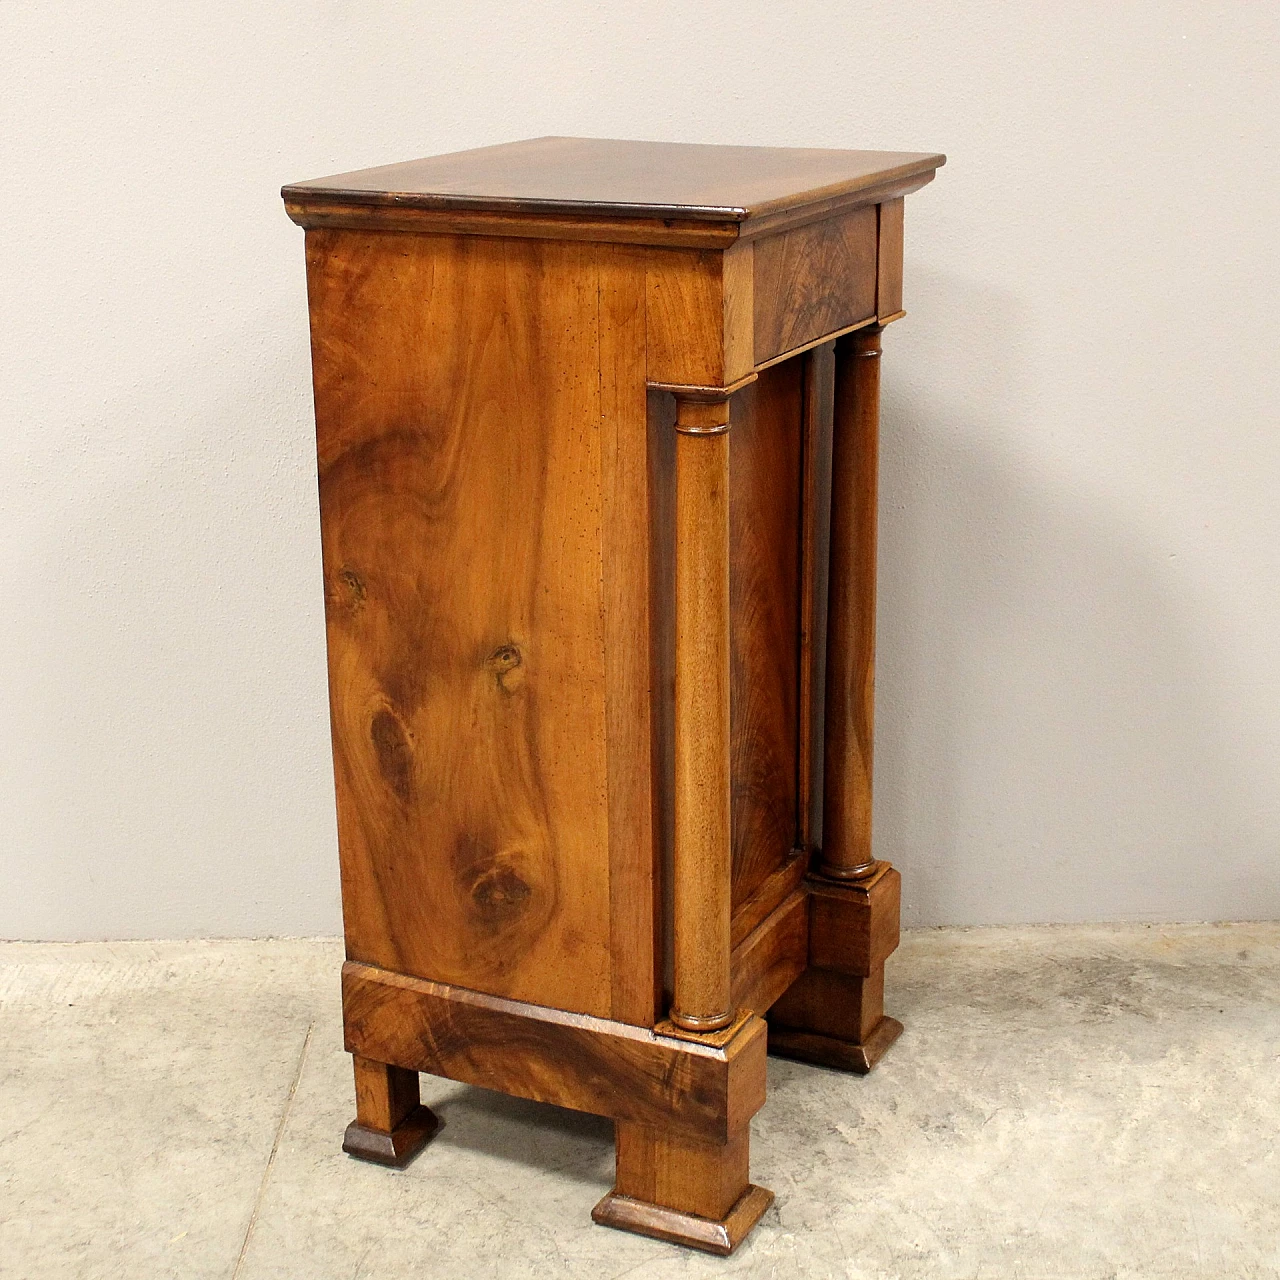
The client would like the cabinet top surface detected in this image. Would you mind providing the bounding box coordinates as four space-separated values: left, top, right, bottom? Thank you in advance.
282 136 945 224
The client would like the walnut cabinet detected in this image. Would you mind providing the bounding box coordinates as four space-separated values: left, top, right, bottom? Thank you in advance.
283 136 944 1255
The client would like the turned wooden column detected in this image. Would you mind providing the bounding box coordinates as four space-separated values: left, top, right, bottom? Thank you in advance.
669 391 734 1033
819 324 883 880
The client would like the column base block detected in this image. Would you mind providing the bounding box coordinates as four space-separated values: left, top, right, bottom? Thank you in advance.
342 1104 441 1168
768 1015 903 1075
592 1184 774 1256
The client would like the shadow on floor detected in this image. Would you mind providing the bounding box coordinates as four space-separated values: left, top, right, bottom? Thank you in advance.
424 1080 616 1187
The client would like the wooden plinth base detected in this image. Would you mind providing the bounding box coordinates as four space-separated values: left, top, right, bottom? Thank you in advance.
592 1184 774 1256
342 1104 441 1168
768 1014 903 1075
766 865 903 1074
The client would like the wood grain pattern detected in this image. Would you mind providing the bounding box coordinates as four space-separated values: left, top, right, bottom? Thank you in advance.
285 199 740 248
646 249 744 387
809 864 901 976
729 890 808 1015
752 206 878 364
721 241 755 385
342 961 767 1143
599 246 662 1026
645 390 678 1009
768 1012 903 1075
729 850 807 949
342 1056 440 1167
671 394 733 1032
819 325 882 879
351 1055 419 1133
728 362 803 910
769 966 885 1045
614 1124 748 1221
309 229 615 1016
766 863 903 1073
876 198 905 321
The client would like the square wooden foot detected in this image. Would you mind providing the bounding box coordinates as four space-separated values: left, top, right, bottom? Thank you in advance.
343 1105 440 1167
592 1183 774 1256
342 1055 441 1168
595 1122 772 1255
768 1014 903 1075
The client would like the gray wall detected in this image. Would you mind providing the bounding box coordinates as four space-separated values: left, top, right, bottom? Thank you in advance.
2 2 1277 939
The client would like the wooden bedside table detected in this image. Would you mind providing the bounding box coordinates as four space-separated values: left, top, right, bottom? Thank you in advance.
283 136 944 1255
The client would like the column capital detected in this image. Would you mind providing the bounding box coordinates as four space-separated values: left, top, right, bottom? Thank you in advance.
835 324 883 359
673 393 733 436
651 373 758 435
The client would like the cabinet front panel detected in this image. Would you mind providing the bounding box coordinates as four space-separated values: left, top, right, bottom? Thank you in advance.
729 359 804 910
752 206 878 364
307 229 615 1018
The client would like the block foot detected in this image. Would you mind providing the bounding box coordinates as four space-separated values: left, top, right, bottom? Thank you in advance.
592 1183 774 1256
601 1120 770 1254
343 1054 440 1168
767 866 903 1074
342 1104 441 1167
768 1014 903 1075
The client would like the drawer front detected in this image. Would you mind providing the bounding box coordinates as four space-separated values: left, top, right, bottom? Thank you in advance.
752 205 878 365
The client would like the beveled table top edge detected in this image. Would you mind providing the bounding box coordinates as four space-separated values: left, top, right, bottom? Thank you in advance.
281 135 946 226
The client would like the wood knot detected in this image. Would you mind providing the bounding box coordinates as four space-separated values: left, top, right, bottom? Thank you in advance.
469 864 533 922
451 834 534 928
369 709 413 802
484 644 525 694
326 566 366 615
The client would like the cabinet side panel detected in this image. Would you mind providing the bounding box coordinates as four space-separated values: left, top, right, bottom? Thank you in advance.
876 199 905 320
306 228 613 1018
729 360 803 910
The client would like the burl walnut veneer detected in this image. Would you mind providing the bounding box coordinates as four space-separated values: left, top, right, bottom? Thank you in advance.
283 136 944 1256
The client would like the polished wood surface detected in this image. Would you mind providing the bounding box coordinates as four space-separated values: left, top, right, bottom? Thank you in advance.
753 206 878 363
798 341 837 851
729 850 807 949
646 246 756 385
596 1124 773 1255
730 889 808 1015
342 1055 440 1167
285 136 945 226
809 863 902 975
876 199 905 321
594 1181 774 1256
768 864 904 1072
343 961 766 1143
819 325 883 879
615 1124 749 1221
310 230 619 1018
728 364 803 910
287 135 943 1254
768 1012 904 1075
670 392 734 1033
599 246 662 1026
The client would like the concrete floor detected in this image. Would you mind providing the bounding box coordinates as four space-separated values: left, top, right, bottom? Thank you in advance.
2 925 1277 1279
